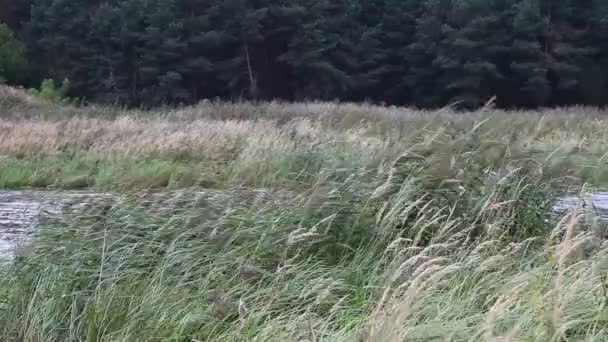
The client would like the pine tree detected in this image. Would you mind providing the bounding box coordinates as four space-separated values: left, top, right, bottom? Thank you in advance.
27 0 99 95
85 4 129 103
137 0 190 106
432 0 508 108
508 0 550 107
349 0 418 104
177 0 228 100
578 0 608 105
540 0 596 105
405 0 452 107
278 0 352 100
13 0 608 108
214 0 266 99
0 0 31 29
0 23 28 84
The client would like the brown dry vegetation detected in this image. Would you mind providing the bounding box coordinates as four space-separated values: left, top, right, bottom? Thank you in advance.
1 85 608 189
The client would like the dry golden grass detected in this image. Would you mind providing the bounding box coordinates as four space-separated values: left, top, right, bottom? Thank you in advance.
1 100 608 159
1 89 608 189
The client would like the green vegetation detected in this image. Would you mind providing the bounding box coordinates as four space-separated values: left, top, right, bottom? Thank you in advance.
29 78 74 104
0 94 607 191
0 99 607 340
0 0 608 107
0 0 607 340
0 23 27 84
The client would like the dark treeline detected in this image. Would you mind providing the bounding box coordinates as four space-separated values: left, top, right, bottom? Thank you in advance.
1 0 608 108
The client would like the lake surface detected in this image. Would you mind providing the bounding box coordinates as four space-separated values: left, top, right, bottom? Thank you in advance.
0 190 102 257
554 192 608 219
0 190 605 257
0 189 289 257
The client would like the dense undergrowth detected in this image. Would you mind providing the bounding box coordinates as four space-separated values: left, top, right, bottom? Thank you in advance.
1 88 608 340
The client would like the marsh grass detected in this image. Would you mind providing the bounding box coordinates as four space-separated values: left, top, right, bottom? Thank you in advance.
1 91 608 340
0 97 608 190
0 164 602 341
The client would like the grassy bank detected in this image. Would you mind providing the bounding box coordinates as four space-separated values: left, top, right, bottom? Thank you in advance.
2 91 608 340
2 93 608 190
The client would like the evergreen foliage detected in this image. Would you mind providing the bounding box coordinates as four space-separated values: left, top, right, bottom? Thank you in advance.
1 0 607 108
0 23 28 84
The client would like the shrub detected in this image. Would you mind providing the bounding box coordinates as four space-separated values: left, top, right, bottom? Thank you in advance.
30 78 76 104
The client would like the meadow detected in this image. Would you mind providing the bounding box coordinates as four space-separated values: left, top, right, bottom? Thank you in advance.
1 86 608 340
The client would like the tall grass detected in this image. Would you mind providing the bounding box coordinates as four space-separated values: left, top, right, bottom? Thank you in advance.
1 94 608 189
0 161 602 341
1 92 608 340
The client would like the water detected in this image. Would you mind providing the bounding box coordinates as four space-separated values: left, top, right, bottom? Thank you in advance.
0 189 602 258
554 192 608 219
0 188 291 258
0 190 101 257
